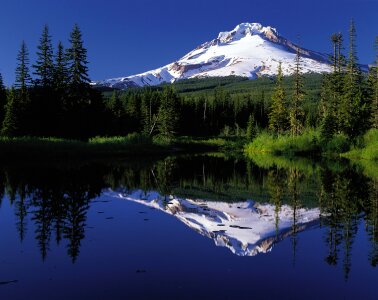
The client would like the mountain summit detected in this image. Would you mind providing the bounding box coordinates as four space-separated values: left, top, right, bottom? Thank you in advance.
94 22 331 89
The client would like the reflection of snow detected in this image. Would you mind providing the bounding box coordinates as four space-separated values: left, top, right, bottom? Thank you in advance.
105 189 320 256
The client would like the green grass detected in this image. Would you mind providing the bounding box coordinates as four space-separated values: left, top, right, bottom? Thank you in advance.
0 133 240 160
0 133 166 159
247 152 321 175
174 136 246 152
341 129 378 161
244 129 321 156
89 133 152 145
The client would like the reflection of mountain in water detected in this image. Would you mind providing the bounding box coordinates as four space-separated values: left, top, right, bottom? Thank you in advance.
106 189 320 256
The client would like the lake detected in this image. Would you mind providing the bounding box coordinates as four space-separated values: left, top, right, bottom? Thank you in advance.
0 154 377 299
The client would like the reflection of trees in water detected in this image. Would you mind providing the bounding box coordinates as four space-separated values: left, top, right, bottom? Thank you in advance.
319 169 343 267
16 194 28 242
0 156 377 275
0 164 104 262
288 168 302 267
63 191 89 263
266 168 285 237
366 179 378 267
153 157 177 200
32 194 53 261
318 167 370 280
263 159 377 279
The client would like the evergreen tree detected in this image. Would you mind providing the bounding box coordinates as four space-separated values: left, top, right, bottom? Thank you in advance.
53 41 69 128
269 62 288 134
66 24 90 91
0 73 6 126
370 36 378 129
15 41 32 91
108 90 124 134
320 33 344 139
289 45 305 136
109 90 123 119
246 114 256 142
331 33 339 72
33 25 54 87
64 24 104 139
1 88 18 136
125 93 141 132
157 87 179 139
14 42 32 135
53 41 69 91
337 33 345 73
32 25 57 136
141 91 159 135
340 20 370 139
321 113 337 141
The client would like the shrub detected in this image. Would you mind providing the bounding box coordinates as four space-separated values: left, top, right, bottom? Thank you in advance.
245 129 321 155
322 133 350 153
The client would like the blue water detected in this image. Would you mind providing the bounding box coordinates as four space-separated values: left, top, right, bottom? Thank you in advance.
0 155 377 300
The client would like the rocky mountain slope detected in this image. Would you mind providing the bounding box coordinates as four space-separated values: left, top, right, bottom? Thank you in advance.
93 22 331 89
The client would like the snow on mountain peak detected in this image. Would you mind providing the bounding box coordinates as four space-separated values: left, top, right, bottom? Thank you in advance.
217 22 279 43
93 22 332 89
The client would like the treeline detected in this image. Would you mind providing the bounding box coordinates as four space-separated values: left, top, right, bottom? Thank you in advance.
1 23 264 140
0 21 376 142
104 73 325 139
106 85 267 137
319 26 378 140
267 20 377 142
0 25 106 139
105 20 377 142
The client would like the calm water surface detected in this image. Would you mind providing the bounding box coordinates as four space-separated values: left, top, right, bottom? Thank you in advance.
0 154 377 299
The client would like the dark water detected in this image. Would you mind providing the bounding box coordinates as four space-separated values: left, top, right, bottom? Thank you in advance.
0 154 377 300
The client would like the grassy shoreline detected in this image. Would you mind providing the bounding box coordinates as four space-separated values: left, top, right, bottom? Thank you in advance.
0 134 226 159
245 129 378 161
0 129 376 162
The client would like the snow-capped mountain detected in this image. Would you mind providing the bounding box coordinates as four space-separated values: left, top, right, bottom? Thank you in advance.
93 22 332 89
105 189 320 256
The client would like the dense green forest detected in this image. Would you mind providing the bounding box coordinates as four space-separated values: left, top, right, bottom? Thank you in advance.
0 21 376 158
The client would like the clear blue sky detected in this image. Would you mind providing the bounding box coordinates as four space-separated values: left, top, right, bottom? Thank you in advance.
0 0 377 85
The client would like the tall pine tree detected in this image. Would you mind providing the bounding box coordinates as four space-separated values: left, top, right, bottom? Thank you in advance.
341 20 370 139
64 24 103 139
1 88 18 136
0 73 6 126
157 87 179 139
14 41 32 135
269 62 288 134
108 90 125 135
370 36 378 129
289 44 305 136
66 24 90 95
246 114 257 142
320 33 344 139
15 41 32 91
53 41 68 134
53 41 69 91
33 25 54 87
32 25 57 135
